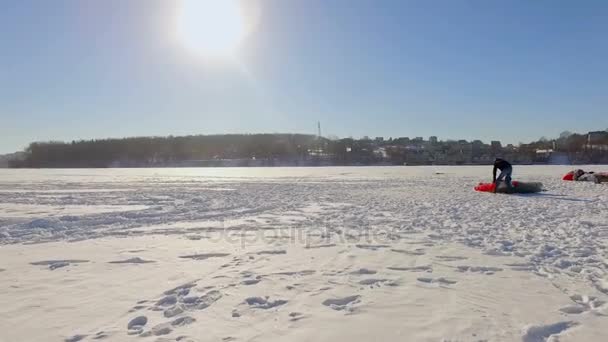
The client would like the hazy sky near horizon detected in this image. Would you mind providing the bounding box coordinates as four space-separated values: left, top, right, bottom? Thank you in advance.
1 0 607 153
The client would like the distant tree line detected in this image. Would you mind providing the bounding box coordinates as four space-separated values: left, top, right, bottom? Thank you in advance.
518 130 608 163
10 134 322 168
7 129 608 168
522 131 608 151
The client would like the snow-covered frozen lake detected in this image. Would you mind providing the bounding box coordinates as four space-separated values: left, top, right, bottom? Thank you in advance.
1 166 607 341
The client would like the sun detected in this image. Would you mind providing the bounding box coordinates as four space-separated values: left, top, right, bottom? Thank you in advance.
176 0 247 58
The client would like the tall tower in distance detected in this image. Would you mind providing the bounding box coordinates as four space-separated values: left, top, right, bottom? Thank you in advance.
317 121 322 139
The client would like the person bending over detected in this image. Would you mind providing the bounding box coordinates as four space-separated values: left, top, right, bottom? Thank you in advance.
493 158 513 192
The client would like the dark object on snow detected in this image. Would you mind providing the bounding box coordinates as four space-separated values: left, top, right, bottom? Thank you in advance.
563 169 607 183
475 181 543 194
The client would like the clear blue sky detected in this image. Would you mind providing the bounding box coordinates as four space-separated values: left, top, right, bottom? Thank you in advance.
1 0 607 153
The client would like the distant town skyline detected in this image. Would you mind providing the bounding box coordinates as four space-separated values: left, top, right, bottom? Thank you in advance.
3 127 608 155
2 0 608 154
6 129 607 168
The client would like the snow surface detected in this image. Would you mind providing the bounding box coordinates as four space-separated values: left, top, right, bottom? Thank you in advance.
0 166 607 341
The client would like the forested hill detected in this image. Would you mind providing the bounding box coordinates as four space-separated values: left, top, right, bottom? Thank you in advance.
10 134 327 168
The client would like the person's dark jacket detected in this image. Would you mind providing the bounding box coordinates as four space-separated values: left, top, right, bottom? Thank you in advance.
492 158 512 183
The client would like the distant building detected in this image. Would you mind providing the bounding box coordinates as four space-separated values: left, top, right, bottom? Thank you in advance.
429 136 438 144
588 131 608 143
375 137 384 143
391 137 411 146
491 140 502 152
413 137 424 143
585 131 608 151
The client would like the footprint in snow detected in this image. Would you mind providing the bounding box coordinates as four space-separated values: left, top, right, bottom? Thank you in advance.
417 277 458 285
456 266 503 275
256 250 287 255
156 295 178 307
521 321 577 342
387 265 432 272
179 253 230 260
196 290 223 310
390 248 425 256
305 243 337 249
163 282 198 296
241 278 261 285
30 259 89 270
245 296 288 309
171 316 196 327
131 283 222 335
358 278 398 288
140 323 172 337
164 305 185 318
172 337 197 342
322 295 361 311
155 290 221 312
560 294 605 314
434 256 468 262
350 268 377 275
271 270 316 277
559 305 587 315
127 316 148 335
355 244 390 251
289 312 306 321
91 331 109 340
505 262 536 271
108 257 155 264
128 305 147 312
65 334 87 342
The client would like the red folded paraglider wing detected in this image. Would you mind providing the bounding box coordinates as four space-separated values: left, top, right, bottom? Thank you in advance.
475 183 495 192
563 173 574 181
475 181 519 192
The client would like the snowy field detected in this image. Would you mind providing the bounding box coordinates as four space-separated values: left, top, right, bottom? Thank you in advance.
1 166 607 342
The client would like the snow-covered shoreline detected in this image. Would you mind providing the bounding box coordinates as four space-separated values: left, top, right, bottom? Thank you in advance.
1 166 607 341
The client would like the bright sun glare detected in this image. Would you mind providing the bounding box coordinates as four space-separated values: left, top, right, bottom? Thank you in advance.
176 0 246 57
